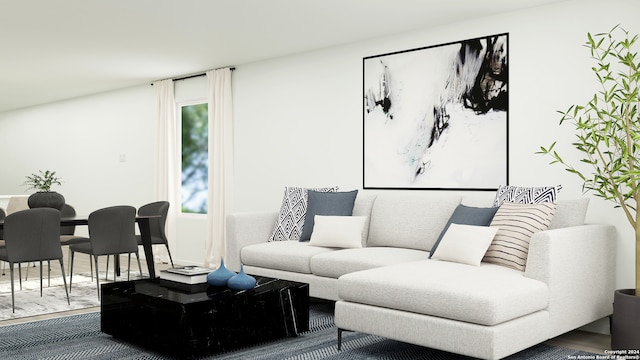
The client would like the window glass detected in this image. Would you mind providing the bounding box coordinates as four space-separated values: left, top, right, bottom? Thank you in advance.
181 103 208 214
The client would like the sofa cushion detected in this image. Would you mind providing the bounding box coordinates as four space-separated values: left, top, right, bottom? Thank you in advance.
549 198 589 229
309 215 367 249
484 202 557 271
241 241 337 274
352 192 377 244
311 247 430 279
269 186 338 242
338 261 549 326
429 204 499 258
367 193 461 251
301 190 358 241
431 224 498 266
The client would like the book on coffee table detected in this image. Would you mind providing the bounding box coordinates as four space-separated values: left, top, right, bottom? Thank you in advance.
160 266 211 284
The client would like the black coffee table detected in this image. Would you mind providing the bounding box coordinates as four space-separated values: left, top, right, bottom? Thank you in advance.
101 276 309 357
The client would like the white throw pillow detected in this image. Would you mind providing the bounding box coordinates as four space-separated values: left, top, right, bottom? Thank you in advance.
309 215 367 249
431 223 498 266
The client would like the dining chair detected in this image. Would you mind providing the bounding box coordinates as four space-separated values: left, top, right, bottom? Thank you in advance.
136 201 173 269
69 205 142 299
0 208 70 312
0 208 5 275
59 204 91 270
0 207 5 239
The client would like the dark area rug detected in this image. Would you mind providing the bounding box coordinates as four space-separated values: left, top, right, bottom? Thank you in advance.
0 301 599 359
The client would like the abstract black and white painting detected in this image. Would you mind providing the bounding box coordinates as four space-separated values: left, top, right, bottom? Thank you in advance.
363 33 508 190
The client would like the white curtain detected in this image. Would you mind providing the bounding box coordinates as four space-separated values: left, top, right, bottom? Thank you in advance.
204 68 234 268
153 79 179 264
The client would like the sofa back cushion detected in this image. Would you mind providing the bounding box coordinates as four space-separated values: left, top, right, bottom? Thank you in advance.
366 193 461 251
352 192 378 245
549 198 589 229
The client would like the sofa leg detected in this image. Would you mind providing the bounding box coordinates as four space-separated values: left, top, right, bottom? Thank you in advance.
338 328 353 350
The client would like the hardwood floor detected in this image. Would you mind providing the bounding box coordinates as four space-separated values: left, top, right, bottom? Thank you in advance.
546 329 611 355
0 253 612 355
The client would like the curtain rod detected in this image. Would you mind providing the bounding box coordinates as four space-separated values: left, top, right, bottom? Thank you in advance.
173 67 236 82
150 67 235 86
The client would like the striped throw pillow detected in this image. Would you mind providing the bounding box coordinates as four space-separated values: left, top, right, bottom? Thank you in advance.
483 202 557 271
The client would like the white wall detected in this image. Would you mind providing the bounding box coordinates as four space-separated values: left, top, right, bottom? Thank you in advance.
232 0 639 293
0 85 156 216
0 0 637 293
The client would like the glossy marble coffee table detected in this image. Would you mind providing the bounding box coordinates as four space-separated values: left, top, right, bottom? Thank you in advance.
101 276 309 357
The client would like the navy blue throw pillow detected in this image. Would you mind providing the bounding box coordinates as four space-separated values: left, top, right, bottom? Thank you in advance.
300 190 358 241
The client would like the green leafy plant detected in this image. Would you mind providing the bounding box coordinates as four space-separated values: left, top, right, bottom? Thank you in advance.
538 25 640 294
23 170 62 192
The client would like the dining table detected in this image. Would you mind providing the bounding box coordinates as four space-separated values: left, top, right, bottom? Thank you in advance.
0 214 160 279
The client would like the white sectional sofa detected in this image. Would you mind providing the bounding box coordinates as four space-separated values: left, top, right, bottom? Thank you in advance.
226 190 616 359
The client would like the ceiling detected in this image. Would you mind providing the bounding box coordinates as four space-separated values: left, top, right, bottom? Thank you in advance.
0 0 569 113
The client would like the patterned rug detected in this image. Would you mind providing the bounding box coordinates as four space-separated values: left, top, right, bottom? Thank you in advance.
0 301 601 359
0 275 99 320
0 271 143 321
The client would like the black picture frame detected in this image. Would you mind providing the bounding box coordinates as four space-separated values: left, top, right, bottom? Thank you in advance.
363 33 509 190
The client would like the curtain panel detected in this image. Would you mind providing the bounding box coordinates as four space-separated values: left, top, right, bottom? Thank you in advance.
204 68 234 267
153 79 178 264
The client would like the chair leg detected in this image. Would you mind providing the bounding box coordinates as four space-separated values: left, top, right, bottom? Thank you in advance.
18 264 22 291
136 252 143 280
165 244 175 268
127 254 131 281
89 255 94 280
59 259 70 305
105 255 109 280
39 261 43 297
94 255 100 300
69 250 75 292
9 263 15 313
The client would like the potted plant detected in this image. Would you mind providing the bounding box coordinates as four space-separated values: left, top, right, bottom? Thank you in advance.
22 170 65 210
538 25 639 350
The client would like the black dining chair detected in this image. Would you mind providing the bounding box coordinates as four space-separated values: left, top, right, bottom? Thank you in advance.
136 201 173 269
69 205 142 299
0 207 5 240
59 204 91 270
0 208 70 312
0 208 5 276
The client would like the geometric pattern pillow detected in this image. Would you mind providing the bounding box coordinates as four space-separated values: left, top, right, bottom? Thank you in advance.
492 184 562 207
484 201 557 271
269 186 338 242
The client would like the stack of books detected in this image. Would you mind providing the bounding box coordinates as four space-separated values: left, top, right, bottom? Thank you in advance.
159 266 211 291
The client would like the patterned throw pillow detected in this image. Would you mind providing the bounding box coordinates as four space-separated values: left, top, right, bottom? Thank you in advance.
483 202 557 271
269 186 338 241
492 185 562 207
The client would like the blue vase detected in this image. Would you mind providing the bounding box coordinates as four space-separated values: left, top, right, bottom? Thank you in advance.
206 258 236 287
227 265 256 290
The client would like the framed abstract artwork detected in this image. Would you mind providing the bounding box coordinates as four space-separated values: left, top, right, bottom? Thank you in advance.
363 33 509 190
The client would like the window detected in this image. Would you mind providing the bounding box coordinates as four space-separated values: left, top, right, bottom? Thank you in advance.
181 102 208 214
